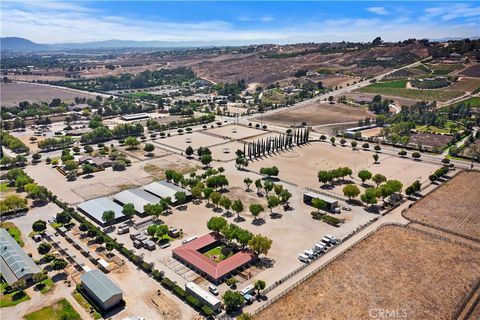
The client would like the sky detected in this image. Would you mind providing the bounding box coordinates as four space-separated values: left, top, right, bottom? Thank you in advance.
1 1 479 44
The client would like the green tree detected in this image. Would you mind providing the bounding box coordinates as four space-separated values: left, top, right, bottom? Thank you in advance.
203 187 214 203
263 181 274 196
102 210 115 226
220 196 232 213
358 170 372 185
144 203 164 219
185 146 194 158
32 220 47 232
155 224 169 239
248 234 273 256
231 199 244 221
361 188 378 208
267 196 280 214
373 154 379 163
372 174 387 187
254 279 266 295
243 177 253 191
223 290 245 311
330 137 336 145
82 163 95 175
312 198 327 213
318 170 332 185
210 191 222 208
147 224 158 237
201 154 212 167
37 242 52 255
249 204 264 221
125 136 140 149
412 152 421 160
144 143 155 155
174 191 187 205
207 217 228 232
236 229 253 248
342 184 361 201
122 203 136 220
254 179 263 194
56 211 72 224
51 258 68 275
351 141 358 150
279 189 292 207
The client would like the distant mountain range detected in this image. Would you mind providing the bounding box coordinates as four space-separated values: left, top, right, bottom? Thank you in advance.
1 36 478 52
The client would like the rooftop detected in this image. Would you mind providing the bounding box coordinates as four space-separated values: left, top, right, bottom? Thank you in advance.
81 269 122 303
0 228 41 285
144 180 191 203
113 188 161 214
173 232 256 281
77 197 125 225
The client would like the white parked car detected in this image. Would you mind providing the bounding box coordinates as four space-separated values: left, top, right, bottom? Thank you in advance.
325 234 338 244
208 285 219 295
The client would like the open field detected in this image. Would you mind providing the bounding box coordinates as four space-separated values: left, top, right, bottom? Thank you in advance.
24 299 81 320
24 153 196 204
256 225 480 320
408 131 452 149
1 82 95 106
209 141 244 161
447 77 480 92
404 171 480 240
358 85 465 102
248 142 437 196
343 92 419 106
204 124 266 140
153 131 228 151
460 64 480 77
256 102 373 127
359 127 384 138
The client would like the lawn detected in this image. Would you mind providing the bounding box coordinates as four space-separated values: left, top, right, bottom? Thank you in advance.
415 122 462 134
73 291 102 320
358 86 464 102
202 244 235 262
450 96 480 108
0 182 12 192
24 299 81 320
0 222 24 247
1 282 30 308
35 278 54 294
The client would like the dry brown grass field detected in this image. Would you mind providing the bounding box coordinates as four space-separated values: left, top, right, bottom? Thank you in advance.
404 170 480 240
257 102 373 127
1 82 95 106
256 225 480 320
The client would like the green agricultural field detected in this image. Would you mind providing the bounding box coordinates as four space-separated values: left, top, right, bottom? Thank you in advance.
358 86 464 102
0 222 24 247
368 79 408 88
410 64 431 73
24 299 81 320
126 91 153 99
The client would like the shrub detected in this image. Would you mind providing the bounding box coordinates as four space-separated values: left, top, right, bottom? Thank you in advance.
201 305 214 316
186 295 201 308
173 285 186 298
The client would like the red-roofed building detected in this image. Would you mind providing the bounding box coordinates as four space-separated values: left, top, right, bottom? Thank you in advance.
172 232 257 284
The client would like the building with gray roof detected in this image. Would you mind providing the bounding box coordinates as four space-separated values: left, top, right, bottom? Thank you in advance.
144 180 191 205
0 228 41 285
80 269 123 310
113 189 161 216
77 197 126 227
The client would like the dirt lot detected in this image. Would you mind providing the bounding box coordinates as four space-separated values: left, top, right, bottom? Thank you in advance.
447 77 480 93
204 124 266 140
460 64 480 77
248 142 437 196
360 127 384 138
1 82 96 106
404 171 480 240
256 225 480 320
408 132 453 149
153 132 228 151
256 102 373 127
209 141 245 161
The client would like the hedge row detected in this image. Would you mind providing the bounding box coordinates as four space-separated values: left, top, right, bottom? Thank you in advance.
54 199 214 316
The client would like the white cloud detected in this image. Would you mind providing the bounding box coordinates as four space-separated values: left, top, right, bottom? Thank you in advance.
0 1 477 44
423 3 480 21
366 7 389 16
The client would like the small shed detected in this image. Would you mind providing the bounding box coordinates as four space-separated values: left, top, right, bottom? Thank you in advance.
80 269 123 311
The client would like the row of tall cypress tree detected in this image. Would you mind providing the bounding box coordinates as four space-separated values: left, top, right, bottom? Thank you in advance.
244 127 309 159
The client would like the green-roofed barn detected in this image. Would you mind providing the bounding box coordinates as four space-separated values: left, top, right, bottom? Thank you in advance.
80 269 123 311
1 228 41 286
